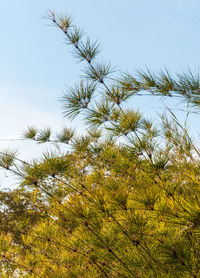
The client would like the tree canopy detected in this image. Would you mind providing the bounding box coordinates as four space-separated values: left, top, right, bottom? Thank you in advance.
0 11 200 278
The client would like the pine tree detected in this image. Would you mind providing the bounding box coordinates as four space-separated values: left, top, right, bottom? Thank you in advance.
0 11 200 277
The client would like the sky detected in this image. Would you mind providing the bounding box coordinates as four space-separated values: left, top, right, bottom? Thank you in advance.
0 0 200 188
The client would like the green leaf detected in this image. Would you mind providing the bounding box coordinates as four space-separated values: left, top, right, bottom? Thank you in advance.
62 81 97 119
23 126 38 140
36 128 51 143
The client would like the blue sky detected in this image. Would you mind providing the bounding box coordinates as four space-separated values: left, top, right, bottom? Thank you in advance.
0 0 200 187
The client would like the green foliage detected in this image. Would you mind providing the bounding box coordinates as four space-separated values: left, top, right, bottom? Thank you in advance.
120 68 200 108
86 100 113 126
73 38 101 63
62 81 97 118
36 128 51 143
0 149 18 170
23 127 38 140
83 61 114 83
0 12 200 278
56 127 75 144
108 109 142 136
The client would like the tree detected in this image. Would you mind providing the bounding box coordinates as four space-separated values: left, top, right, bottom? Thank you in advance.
0 11 200 277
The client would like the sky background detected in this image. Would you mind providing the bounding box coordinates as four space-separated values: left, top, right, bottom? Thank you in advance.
0 0 200 188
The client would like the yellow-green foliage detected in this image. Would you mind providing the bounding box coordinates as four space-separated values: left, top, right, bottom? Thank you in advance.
0 12 200 278
1 136 200 277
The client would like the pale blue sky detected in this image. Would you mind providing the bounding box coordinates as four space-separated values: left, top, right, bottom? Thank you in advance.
0 0 200 186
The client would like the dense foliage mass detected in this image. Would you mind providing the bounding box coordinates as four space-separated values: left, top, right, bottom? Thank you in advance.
0 12 200 277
